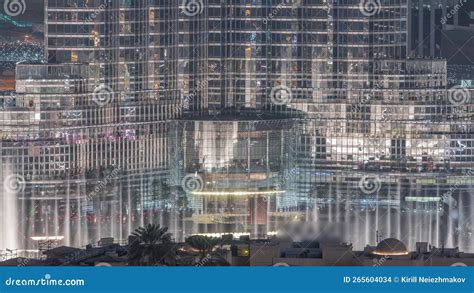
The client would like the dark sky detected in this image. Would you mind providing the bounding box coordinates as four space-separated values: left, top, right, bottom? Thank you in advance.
1 0 44 22
0 0 44 39
0 0 44 23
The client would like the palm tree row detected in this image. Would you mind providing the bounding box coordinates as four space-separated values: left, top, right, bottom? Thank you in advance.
128 223 228 266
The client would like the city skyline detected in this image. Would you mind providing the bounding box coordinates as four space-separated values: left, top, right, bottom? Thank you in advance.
0 0 473 263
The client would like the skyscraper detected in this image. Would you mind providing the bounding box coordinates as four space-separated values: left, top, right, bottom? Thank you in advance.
408 0 474 59
0 0 472 252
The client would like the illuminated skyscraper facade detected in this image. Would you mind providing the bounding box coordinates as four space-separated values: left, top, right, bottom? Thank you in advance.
0 0 472 252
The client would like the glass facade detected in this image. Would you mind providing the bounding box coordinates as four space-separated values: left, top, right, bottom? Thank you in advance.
168 116 294 237
0 0 472 252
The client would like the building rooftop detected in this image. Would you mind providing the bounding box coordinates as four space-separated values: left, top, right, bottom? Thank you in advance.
373 238 409 256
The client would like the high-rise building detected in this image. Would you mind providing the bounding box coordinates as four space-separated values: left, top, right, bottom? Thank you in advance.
408 0 474 59
46 0 180 94
0 0 472 253
1 0 183 248
176 0 473 250
177 0 408 113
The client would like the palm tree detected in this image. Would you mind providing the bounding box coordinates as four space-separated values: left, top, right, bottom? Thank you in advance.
185 235 222 264
128 223 176 266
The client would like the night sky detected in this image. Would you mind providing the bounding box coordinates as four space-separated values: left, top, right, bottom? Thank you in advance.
1 0 44 22
0 0 44 39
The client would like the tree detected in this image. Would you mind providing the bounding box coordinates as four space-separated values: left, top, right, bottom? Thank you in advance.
128 223 175 266
185 235 221 263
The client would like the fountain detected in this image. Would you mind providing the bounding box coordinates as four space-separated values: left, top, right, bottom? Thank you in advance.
0 166 20 251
